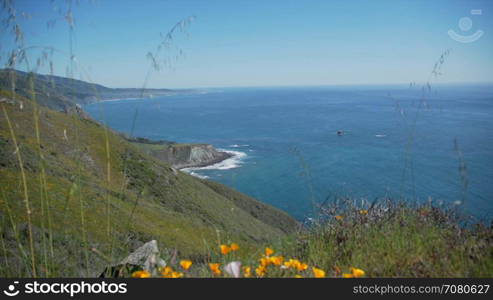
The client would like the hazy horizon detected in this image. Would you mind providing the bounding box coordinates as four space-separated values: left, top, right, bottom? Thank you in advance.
5 67 493 90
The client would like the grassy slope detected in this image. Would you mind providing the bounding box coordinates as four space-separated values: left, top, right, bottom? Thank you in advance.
0 90 297 277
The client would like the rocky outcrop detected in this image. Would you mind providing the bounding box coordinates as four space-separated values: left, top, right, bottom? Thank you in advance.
134 142 233 169
100 240 166 277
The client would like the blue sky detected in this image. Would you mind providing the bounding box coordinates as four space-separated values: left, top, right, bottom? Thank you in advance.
2 0 493 88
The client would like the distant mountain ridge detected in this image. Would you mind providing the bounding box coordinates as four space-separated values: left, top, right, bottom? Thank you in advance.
0 69 193 111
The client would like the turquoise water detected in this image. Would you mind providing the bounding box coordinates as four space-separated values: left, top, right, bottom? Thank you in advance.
85 84 493 220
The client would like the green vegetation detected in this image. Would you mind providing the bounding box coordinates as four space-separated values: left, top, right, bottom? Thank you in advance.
284 200 493 277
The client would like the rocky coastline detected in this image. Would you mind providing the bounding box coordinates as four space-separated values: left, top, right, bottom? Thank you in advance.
128 137 233 169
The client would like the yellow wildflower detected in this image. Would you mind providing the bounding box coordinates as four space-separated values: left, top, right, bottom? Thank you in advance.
243 266 251 278
297 262 308 271
283 258 299 269
220 244 231 255
335 215 344 221
169 272 184 278
294 274 303 278
350 267 365 278
161 266 174 277
209 263 222 276
265 247 274 256
260 257 271 267
132 270 151 278
283 258 307 271
312 267 326 278
342 273 354 278
359 209 368 215
269 256 284 266
230 243 240 251
255 265 266 277
180 259 193 270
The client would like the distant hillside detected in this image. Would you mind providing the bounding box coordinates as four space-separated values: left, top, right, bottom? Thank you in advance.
0 69 192 111
131 139 233 169
0 89 297 276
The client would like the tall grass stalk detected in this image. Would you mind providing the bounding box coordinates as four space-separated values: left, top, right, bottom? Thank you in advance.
26 69 55 276
2 0 60 277
397 50 451 201
69 52 91 279
110 15 195 266
1 103 36 276
56 0 92 276
31 100 50 276
453 138 468 205
290 147 318 219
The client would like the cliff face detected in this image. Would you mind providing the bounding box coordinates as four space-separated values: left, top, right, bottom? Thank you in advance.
134 143 233 169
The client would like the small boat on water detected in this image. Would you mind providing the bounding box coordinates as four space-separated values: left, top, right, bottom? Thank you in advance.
337 130 344 136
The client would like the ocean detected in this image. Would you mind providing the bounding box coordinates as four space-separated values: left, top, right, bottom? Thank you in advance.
84 84 493 221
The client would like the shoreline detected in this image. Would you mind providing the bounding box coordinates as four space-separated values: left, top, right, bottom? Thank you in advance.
126 136 241 173
181 149 247 179
92 90 209 103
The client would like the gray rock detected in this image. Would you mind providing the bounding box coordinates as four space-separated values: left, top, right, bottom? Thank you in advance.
100 240 166 277
0 97 15 105
136 143 233 169
119 240 166 273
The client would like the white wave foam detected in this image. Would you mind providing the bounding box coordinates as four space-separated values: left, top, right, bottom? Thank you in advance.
375 134 386 138
185 171 209 179
183 149 247 173
228 144 249 148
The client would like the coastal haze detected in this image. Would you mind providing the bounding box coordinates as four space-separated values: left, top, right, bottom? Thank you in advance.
85 84 493 220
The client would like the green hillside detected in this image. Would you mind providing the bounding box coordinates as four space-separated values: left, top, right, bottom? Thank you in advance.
0 69 190 111
0 89 297 277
